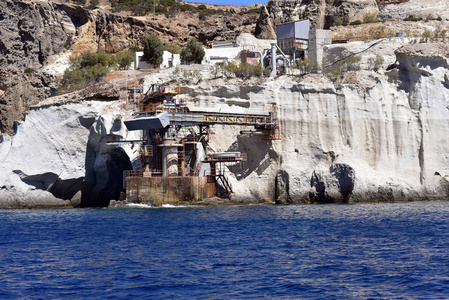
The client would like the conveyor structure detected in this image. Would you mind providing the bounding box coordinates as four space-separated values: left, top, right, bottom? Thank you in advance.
120 82 280 206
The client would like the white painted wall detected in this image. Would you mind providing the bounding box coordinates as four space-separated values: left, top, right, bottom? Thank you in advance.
202 46 242 65
134 51 180 69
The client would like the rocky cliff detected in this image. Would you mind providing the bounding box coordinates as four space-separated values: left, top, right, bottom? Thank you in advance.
0 0 259 134
255 0 379 38
0 0 258 71
0 42 448 208
186 44 449 204
379 0 449 20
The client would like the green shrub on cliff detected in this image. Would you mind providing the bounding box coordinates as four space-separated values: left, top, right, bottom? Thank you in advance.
109 0 227 17
221 62 267 78
163 43 181 54
115 50 134 70
72 0 86 5
368 55 384 71
143 35 164 66
363 13 379 24
238 8 262 15
58 51 116 92
180 38 205 64
87 0 99 9
294 59 321 74
24 68 36 75
350 20 362 26
403 15 422 22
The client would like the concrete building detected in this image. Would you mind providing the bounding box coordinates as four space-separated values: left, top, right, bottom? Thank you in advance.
202 41 241 65
202 33 275 65
276 20 310 63
276 20 332 66
134 51 181 70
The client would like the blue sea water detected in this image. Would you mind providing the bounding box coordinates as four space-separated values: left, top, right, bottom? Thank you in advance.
1 202 449 299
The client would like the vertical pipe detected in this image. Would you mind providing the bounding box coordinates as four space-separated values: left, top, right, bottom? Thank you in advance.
162 146 178 177
270 43 277 78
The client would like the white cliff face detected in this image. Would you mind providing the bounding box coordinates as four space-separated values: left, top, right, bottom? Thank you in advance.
0 43 448 208
181 45 449 203
0 100 139 209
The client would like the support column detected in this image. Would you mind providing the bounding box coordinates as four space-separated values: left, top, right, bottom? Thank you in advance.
162 146 178 177
270 42 277 78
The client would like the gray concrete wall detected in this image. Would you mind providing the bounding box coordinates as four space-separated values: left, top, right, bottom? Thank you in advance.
308 29 333 65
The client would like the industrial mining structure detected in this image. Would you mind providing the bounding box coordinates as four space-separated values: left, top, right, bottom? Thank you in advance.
119 81 280 206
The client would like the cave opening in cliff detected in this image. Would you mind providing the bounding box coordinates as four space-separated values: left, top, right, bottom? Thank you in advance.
81 148 132 207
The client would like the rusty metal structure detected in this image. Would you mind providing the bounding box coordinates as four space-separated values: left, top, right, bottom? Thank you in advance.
118 82 280 206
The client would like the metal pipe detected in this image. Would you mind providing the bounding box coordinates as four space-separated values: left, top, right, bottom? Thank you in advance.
270 43 277 78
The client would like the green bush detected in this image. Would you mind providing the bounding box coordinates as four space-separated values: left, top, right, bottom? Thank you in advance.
239 8 261 15
87 0 99 9
180 37 205 64
331 68 341 81
163 43 181 54
368 54 384 71
180 4 199 13
294 59 321 74
210 64 221 78
198 8 223 20
325 55 362 80
350 20 362 26
363 13 378 24
421 29 433 42
221 62 266 78
115 50 134 70
59 51 113 91
342 56 362 71
403 15 422 22
169 67 181 81
334 18 344 26
143 35 164 65
24 68 36 75
181 69 202 84
72 0 86 5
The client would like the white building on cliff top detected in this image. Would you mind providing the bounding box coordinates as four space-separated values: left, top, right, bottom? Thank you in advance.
134 51 181 70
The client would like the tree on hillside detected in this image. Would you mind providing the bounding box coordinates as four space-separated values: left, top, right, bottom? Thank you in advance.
59 51 115 91
143 35 163 66
115 50 134 70
180 37 205 64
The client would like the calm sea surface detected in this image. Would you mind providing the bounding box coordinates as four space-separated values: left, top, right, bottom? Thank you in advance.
1 202 449 299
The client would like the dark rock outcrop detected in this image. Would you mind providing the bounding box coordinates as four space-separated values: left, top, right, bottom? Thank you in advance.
0 67 53 135
275 169 292 204
330 163 355 203
0 1 78 70
80 81 120 100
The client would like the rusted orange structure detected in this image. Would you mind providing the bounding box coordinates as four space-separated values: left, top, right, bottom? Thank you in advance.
119 82 280 206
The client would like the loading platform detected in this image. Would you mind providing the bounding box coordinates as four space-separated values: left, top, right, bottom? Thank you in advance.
119 82 280 206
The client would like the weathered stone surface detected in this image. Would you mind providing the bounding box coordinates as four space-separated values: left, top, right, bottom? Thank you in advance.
255 0 379 38
80 81 120 100
378 0 449 20
0 100 140 209
0 1 82 70
0 67 54 135
0 39 448 208
180 43 449 204
0 0 260 71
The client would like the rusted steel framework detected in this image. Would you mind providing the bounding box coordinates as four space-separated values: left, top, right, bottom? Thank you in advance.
121 81 281 205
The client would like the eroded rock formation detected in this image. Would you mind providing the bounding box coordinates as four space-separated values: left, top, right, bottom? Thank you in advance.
255 0 379 38
0 98 139 209
0 0 259 71
1 40 448 208
182 43 449 204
